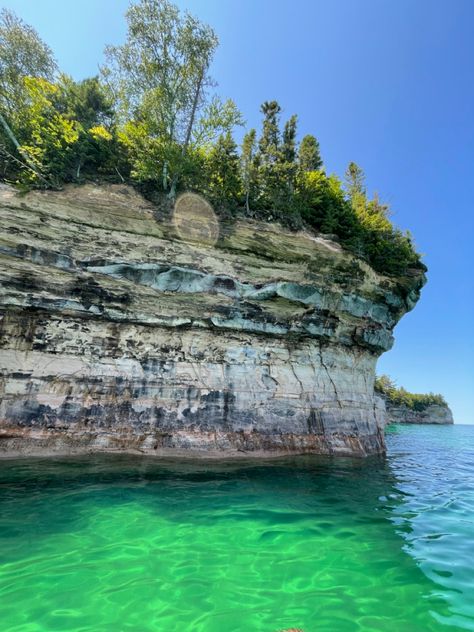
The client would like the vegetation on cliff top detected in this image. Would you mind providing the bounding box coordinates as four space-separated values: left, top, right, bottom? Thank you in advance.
375 375 448 411
0 1 425 277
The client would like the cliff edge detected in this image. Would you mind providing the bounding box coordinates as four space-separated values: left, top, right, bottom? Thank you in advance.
0 185 425 457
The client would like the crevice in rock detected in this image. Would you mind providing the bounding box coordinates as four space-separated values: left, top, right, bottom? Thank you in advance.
318 342 343 409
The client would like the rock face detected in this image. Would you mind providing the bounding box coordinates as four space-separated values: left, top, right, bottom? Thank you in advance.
0 185 425 457
384 400 454 425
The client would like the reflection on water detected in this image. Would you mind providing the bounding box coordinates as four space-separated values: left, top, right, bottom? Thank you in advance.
0 425 473 631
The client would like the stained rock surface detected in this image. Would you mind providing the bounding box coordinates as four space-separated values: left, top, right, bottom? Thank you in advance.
0 185 425 456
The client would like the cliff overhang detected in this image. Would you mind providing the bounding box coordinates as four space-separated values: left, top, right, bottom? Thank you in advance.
0 184 426 457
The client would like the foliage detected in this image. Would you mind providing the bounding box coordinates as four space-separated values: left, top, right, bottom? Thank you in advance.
241 128 257 213
298 134 322 172
102 0 241 196
204 132 241 211
375 375 448 411
0 2 425 278
14 77 80 186
0 8 56 114
0 9 58 182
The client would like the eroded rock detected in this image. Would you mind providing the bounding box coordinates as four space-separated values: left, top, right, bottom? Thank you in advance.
0 184 426 457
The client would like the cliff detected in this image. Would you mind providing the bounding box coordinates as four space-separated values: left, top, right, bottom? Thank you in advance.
382 399 453 425
0 184 425 457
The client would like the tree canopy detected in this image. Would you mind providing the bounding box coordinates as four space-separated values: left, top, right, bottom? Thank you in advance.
0 0 425 278
375 375 448 411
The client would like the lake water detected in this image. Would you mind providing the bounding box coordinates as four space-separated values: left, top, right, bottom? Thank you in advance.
0 424 473 631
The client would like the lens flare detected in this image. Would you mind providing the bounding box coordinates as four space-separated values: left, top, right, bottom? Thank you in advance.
173 192 219 246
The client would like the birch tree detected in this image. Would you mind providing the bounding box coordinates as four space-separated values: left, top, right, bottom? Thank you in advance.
102 0 242 197
0 9 57 181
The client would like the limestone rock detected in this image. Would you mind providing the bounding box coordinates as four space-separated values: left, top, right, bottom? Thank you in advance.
0 184 426 457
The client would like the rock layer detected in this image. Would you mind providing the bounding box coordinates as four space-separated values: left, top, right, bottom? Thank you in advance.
0 185 425 457
384 400 453 425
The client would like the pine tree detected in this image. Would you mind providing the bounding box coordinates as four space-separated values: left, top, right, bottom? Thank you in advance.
257 100 281 164
241 128 256 213
344 161 365 198
282 114 297 163
298 134 322 172
280 114 298 203
344 161 367 222
206 131 241 211
255 100 282 209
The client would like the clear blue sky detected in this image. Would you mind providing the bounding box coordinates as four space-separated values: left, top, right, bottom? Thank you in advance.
3 0 473 422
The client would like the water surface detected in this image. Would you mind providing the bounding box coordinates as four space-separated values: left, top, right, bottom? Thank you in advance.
0 425 473 631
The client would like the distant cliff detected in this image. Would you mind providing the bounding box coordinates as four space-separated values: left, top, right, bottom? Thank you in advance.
384 401 453 425
375 375 453 425
0 185 426 457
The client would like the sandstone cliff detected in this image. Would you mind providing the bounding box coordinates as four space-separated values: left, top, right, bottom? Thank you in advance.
0 184 425 457
383 399 453 425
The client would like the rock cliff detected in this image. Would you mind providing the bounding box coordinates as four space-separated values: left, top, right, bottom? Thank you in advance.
383 400 453 425
0 184 425 457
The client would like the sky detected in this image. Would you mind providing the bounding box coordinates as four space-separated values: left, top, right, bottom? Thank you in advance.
2 0 473 422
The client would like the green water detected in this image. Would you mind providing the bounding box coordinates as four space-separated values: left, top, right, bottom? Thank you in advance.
0 425 473 631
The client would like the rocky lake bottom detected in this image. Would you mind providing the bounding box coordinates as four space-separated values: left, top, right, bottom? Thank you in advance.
0 424 473 631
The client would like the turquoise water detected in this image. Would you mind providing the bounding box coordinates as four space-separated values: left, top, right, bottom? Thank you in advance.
0 425 473 632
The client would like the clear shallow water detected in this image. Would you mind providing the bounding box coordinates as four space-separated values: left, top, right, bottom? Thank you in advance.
0 425 473 632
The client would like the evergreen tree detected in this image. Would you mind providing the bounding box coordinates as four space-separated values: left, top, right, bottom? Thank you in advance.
344 161 367 223
282 114 297 163
241 128 257 213
205 131 241 210
344 161 365 198
255 100 282 209
279 113 298 204
298 134 322 171
258 100 281 164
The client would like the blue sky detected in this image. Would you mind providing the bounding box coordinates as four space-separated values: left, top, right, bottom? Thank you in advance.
2 0 473 422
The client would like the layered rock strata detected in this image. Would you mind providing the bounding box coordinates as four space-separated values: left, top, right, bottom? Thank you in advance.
384 400 453 425
0 185 425 457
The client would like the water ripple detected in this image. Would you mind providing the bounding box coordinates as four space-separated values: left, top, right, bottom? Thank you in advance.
0 425 473 631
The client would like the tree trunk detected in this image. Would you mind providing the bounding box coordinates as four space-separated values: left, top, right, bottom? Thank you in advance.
0 112 21 150
167 65 206 200
0 111 49 185
183 67 204 151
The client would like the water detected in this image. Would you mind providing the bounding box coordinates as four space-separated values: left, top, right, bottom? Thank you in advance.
0 425 473 632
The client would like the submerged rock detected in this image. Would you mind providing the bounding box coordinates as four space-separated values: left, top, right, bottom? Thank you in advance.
0 185 425 457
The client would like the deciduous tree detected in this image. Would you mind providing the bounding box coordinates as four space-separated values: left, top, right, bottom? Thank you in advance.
102 0 241 196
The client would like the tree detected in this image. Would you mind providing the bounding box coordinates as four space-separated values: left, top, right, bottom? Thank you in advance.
57 76 118 179
0 9 57 182
205 131 241 210
278 113 299 206
282 114 297 163
298 134 322 172
14 77 79 186
257 100 281 164
255 100 282 209
241 128 257 213
102 0 241 196
344 161 365 198
297 170 355 235
0 9 56 113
